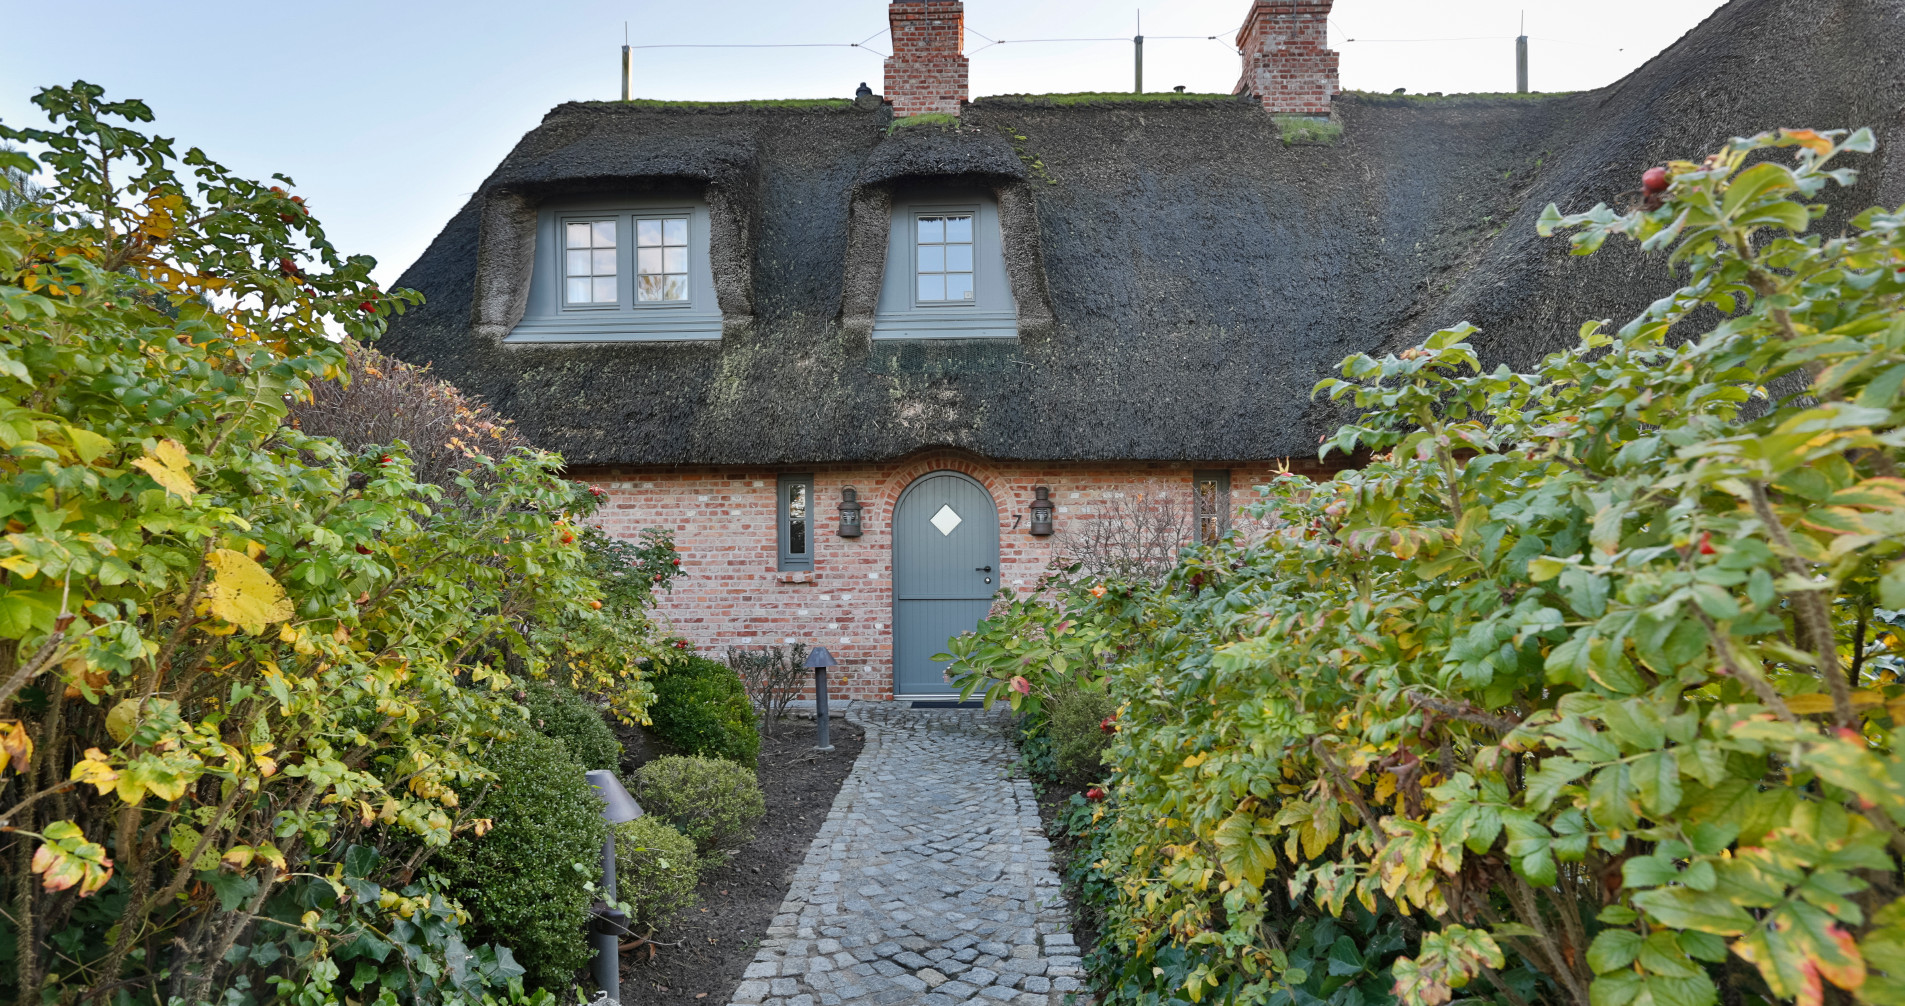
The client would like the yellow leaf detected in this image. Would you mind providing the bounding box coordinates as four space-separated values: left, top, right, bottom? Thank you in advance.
1785 693 1837 714
0 720 34 775
69 748 117 794
62 426 113 465
1782 128 1834 155
0 555 39 579
205 548 294 634
1183 752 1208 769
132 439 195 501
104 700 141 743
222 845 256 869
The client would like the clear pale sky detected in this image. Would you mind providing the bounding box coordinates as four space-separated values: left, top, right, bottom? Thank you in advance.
1 0 1728 288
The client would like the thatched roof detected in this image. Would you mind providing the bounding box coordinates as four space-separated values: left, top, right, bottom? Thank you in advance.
379 0 1905 467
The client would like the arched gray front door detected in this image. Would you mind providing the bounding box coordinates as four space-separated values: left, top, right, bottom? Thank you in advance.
892 471 1000 696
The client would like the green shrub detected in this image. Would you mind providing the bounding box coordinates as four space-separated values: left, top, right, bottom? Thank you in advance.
613 816 701 931
1048 687 1116 787
632 754 766 859
645 655 761 765
432 730 608 991
523 679 623 771
947 128 1905 1006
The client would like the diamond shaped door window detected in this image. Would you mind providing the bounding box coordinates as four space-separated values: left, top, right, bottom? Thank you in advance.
930 504 962 536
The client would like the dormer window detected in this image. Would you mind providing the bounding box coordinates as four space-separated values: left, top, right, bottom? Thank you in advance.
872 192 1016 340
509 198 721 343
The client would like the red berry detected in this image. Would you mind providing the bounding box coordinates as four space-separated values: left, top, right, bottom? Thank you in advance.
1697 531 1716 555
359 302 377 314
671 557 680 566
380 455 393 465
356 544 372 555
1100 715 1117 734
1086 787 1106 801
1641 166 1669 194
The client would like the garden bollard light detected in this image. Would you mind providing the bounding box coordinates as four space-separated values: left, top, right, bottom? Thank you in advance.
805 646 836 751
585 769 644 1005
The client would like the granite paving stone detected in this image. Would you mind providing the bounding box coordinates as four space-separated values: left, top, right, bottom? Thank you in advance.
720 706 1085 1006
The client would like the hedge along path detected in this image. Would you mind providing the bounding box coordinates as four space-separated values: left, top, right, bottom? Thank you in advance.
726 705 1085 1006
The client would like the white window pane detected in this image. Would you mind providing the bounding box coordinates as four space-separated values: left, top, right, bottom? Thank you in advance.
592 276 617 302
566 277 591 302
946 244 973 272
637 219 662 246
918 275 945 301
662 247 687 274
917 244 945 273
946 216 973 242
639 274 664 301
663 218 688 245
637 247 663 275
662 276 687 301
591 220 616 247
566 222 591 249
918 217 944 243
945 273 974 301
566 249 591 275
592 248 616 274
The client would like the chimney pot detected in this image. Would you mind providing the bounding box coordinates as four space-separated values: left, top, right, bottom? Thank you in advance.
1233 0 1340 116
884 1 969 118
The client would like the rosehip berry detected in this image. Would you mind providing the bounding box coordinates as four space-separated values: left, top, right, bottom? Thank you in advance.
379 455 393 465
1100 715 1117 734
1090 585 1107 598
1698 531 1716 555
359 302 377 314
1085 787 1106 801
356 544 372 555
1641 166 1669 194
589 600 603 609
672 557 680 566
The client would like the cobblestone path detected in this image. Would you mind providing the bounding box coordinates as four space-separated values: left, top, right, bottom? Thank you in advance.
726 706 1085 1006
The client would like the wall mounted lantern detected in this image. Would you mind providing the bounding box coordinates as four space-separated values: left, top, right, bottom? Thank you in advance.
1028 486 1055 536
837 486 864 538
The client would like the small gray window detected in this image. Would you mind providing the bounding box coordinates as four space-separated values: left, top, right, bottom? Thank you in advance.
508 198 721 343
873 195 1017 340
778 474 815 571
1194 470 1231 545
915 214 975 303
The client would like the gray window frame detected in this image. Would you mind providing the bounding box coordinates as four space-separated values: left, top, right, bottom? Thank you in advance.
507 197 722 343
1194 470 1232 545
777 473 816 572
872 194 1018 340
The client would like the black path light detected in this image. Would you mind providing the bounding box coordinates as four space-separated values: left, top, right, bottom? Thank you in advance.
837 486 863 538
805 646 837 751
585 769 643 1005
1028 486 1055 536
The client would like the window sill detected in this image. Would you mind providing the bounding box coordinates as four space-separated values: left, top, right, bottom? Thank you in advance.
776 571 820 585
870 309 1019 341
506 311 723 343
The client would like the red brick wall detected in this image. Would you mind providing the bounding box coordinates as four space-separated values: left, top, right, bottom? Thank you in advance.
1233 0 1340 116
884 1 968 118
578 453 1349 702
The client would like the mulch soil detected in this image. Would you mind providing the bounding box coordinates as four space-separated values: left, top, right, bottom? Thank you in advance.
1028 778 1103 961
617 717 865 1006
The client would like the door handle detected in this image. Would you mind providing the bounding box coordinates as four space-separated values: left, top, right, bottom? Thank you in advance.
975 565 992 572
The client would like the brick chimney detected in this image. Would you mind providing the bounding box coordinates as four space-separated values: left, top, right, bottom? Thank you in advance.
884 1 968 117
1234 1 1339 116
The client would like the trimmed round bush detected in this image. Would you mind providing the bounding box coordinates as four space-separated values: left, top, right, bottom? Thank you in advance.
645 655 760 766
613 815 700 931
631 754 766 859
430 730 608 991
522 678 623 771
1049 687 1116 787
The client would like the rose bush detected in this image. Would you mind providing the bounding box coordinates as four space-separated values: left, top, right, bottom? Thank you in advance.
0 83 668 1004
946 127 1905 1006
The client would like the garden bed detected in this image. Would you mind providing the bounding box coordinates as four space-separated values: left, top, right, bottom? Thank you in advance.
620 718 865 1006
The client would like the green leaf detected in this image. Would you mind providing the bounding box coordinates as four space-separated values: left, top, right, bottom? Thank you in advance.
1588 930 1643 974
1631 887 1753 935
